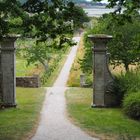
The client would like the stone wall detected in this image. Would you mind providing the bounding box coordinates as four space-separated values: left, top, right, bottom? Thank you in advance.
16 76 41 88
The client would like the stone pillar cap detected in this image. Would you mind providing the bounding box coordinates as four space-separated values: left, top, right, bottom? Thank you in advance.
88 34 113 43
1 34 21 42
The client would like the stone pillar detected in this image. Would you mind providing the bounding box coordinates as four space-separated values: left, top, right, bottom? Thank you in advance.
0 36 17 107
88 34 114 107
80 74 86 87
0 54 2 101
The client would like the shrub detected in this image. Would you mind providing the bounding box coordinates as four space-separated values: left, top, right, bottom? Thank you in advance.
123 92 140 120
110 69 140 106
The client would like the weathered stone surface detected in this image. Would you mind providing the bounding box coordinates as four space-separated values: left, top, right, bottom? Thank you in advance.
16 76 41 88
80 74 85 87
88 34 115 107
0 55 2 101
0 37 17 107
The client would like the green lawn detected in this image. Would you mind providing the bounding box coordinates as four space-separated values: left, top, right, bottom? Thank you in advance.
66 88 140 140
0 88 45 140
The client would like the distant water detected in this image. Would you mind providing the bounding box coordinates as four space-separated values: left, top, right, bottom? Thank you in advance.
84 7 115 17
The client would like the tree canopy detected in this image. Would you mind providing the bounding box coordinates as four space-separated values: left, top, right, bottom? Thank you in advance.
0 0 75 42
81 13 140 72
0 0 89 66
0 0 89 41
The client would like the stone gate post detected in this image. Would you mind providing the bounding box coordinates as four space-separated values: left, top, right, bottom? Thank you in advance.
0 36 17 107
88 34 115 107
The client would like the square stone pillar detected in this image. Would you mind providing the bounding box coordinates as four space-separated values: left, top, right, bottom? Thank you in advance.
0 55 2 101
0 36 17 107
88 34 114 107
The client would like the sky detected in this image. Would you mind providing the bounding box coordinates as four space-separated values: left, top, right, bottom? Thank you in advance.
86 0 108 3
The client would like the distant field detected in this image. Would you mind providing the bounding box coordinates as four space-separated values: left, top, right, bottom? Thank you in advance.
16 59 42 77
84 7 115 17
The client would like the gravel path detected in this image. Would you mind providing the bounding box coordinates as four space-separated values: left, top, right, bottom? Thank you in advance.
31 37 98 140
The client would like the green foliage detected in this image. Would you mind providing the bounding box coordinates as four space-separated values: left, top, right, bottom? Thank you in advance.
63 5 89 29
111 69 140 106
16 38 70 85
1 0 87 66
82 13 140 72
0 0 89 68
108 16 140 71
42 47 70 86
123 92 140 120
0 0 23 38
79 32 93 73
0 0 87 41
40 50 63 85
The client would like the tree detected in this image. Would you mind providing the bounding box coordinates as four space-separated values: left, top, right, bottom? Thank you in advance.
81 13 140 72
0 0 24 39
0 0 79 66
108 18 140 71
0 0 75 41
63 5 89 30
79 33 93 74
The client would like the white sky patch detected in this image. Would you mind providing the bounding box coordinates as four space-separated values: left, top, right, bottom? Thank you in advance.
86 0 108 3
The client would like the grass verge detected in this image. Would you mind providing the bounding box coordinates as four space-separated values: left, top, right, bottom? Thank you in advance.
0 88 45 140
66 88 140 140
67 36 84 87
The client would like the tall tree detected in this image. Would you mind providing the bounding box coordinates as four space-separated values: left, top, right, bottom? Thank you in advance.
81 13 140 72
0 0 75 66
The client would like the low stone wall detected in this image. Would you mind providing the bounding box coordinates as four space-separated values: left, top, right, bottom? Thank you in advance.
16 76 41 88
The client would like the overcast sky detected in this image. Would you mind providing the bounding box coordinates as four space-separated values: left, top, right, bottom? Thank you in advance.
86 0 108 3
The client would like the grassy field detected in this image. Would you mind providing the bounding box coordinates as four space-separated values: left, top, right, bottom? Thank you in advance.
66 88 140 140
16 39 43 77
0 88 45 140
16 59 41 76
